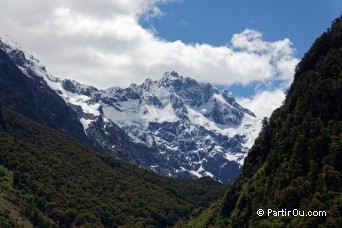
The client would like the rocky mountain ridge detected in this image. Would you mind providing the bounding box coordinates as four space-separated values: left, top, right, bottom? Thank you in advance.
0 36 261 183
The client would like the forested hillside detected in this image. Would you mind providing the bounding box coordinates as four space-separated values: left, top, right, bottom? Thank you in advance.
187 16 342 227
0 103 225 227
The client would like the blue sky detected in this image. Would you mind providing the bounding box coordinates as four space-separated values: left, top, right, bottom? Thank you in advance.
142 0 342 97
144 0 341 58
0 0 341 118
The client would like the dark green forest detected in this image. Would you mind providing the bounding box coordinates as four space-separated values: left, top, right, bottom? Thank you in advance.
0 103 225 227
187 16 342 228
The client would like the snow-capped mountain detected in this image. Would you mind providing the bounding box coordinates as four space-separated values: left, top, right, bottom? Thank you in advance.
0 36 261 183
99 72 262 182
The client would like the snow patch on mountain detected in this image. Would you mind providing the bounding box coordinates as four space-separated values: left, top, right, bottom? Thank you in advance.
0 36 262 183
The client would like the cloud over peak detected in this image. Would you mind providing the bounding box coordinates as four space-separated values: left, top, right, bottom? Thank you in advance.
0 0 298 99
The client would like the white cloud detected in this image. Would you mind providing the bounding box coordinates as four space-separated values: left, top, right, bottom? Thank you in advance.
237 89 286 118
0 0 298 92
231 29 298 84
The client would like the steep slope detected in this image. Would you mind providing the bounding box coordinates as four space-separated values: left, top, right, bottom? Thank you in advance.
0 37 261 184
0 36 166 174
0 102 225 227
188 16 342 227
0 39 87 142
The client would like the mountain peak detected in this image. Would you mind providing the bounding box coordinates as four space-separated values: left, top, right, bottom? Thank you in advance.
158 71 184 89
0 37 261 184
163 71 182 79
